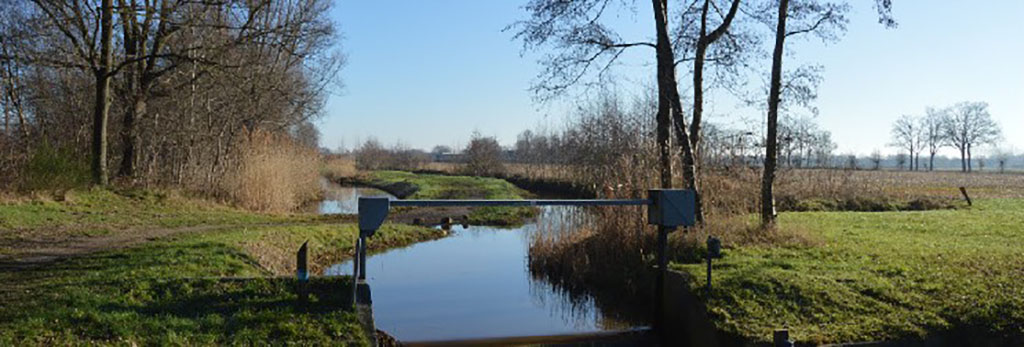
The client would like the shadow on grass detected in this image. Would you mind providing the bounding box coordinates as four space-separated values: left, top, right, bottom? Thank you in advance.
0 240 367 345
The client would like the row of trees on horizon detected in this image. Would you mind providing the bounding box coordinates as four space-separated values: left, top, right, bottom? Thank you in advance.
890 101 1004 173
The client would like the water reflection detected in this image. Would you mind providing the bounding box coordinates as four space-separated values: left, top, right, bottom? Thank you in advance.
306 178 394 214
324 206 646 342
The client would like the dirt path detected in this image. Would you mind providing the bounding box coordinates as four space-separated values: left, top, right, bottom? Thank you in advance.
0 225 240 270
0 222 336 271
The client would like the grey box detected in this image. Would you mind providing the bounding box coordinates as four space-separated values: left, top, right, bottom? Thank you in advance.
647 189 696 227
358 197 391 237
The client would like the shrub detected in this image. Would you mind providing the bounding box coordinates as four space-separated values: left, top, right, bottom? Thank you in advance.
462 133 505 177
21 141 90 191
321 155 357 179
220 130 320 212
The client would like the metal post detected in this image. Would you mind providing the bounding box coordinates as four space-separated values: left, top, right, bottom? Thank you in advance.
654 225 669 333
358 236 367 280
351 237 360 308
352 238 361 279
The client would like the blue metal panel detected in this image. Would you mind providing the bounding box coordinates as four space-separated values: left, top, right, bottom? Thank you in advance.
647 189 696 227
358 197 391 237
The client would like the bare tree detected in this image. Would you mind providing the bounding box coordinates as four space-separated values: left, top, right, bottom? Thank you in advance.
895 153 906 170
464 132 506 177
921 107 946 171
2 0 343 191
943 101 1001 172
511 0 755 224
994 147 1012 173
869 149 882 170
759 0 894 226
890 115 921 171
760 0 850 227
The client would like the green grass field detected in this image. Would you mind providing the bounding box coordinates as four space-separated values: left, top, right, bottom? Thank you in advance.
673 199 1024 344
0 188 444 345
0 237 369 345
360 170 537 225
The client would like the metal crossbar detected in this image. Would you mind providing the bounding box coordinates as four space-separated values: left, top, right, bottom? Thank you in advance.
390 199 649 207
352 189 696 335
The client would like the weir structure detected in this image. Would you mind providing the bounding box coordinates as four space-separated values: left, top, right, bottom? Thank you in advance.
354 189 695 343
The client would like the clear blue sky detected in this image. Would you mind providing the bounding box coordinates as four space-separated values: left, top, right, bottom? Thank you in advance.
320 0 1023 157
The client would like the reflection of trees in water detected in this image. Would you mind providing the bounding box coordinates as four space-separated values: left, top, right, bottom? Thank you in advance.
526 205 652 330
527 271 650 331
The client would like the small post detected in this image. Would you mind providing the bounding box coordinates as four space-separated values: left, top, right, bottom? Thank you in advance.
773 329 793 347
351 238 361 308
358 236 367 281
297 241 309 303
959 186 972 206
706 236 721 296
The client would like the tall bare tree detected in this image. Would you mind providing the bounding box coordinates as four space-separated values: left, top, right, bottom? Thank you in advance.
760 0 850 227
512 0 760 225
95 0 114 185
921 107 946 171
890 115 921 171
759 0 893 227
943 101 1001 172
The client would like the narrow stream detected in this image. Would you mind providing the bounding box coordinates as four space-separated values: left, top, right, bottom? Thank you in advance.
323 205 647 342
305 177 395 214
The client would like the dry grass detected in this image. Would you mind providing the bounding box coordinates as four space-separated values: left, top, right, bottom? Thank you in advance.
321 155 358 179
529 206 655 295
220 130 321 212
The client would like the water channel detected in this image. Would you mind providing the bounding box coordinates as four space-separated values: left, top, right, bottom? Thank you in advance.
316 179 647 342
304 177 395 214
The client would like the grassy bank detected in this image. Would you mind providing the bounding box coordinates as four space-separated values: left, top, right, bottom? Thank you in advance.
0 187 445 344
0 188 307 258
352 170 537 225
0 234 368 345
672 199 1024 344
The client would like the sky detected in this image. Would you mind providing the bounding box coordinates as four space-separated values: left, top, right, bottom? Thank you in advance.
320 0 1023 157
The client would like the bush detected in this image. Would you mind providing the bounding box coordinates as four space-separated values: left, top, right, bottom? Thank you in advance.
220 130 320 212
462 133 505 177
21 142 90 191
321 155 357 179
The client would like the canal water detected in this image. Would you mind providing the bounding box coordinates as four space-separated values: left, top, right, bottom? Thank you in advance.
305 178 395 214
324 206 646 342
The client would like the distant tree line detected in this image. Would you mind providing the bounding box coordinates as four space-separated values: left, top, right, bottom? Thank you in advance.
890 101 1002 172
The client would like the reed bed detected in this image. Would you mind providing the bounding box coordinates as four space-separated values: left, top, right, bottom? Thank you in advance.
219 130 321 213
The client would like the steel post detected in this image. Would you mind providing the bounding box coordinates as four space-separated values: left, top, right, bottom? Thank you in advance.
358 236 367 280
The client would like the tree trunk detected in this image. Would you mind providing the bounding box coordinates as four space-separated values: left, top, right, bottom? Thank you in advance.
908 144 914 171
652 0 678 189
929 151 935 171
681 0 738 225
92 0 114 186
762 0 789 228
960 146 967 172
967 143 972 173
118 95 145 178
